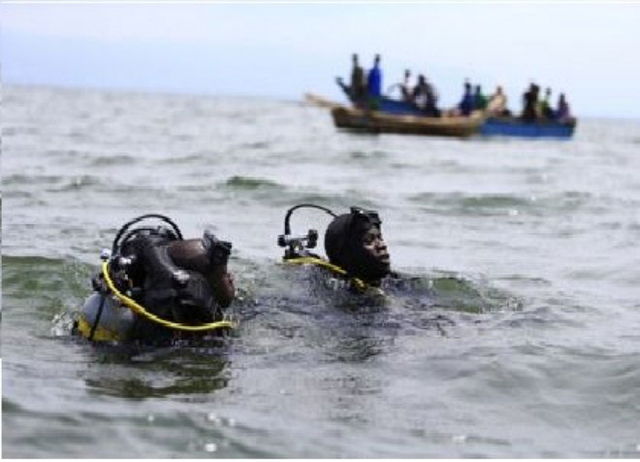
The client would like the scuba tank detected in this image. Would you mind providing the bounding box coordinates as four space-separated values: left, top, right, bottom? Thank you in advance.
77 292 136 342
76 245 140 343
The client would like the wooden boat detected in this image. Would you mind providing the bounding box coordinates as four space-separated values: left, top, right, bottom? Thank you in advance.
480 116 577 138
305 92 576 139
331 106 484 138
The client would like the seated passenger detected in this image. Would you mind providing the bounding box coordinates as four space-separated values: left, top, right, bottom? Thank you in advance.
75 214 235 344
401 69 413 102
412 75 426 106
473 85 488 111
486 85 509 116
539 87 554 120
424 80 441 117
412 75 441 117
555 93 572 122
386 69 414 103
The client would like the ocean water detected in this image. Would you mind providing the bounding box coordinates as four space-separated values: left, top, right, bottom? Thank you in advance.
2 84 640 458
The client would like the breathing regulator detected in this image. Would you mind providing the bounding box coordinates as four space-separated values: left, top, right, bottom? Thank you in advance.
277 203 337 259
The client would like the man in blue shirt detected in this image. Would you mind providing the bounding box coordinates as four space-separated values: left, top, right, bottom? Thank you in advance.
367 54 383 99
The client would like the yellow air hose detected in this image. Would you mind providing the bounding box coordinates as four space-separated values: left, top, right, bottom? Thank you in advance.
283 256 369 291
101 261 236 332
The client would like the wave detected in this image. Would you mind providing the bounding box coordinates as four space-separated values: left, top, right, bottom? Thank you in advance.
90 154 139 166
4 173 106 193
222 175 283 191
408 190 602 217
238 141 271 150
3 174 62 186
3 254 94 308
53 175 105 192
348 149 389 160
408 192 531 216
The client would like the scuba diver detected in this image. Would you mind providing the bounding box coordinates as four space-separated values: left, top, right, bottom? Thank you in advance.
277 204 393 294
75 214 235 344
276 203 518 314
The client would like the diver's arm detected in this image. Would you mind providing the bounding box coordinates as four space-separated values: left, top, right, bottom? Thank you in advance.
208 263 235 308
168 233 235 308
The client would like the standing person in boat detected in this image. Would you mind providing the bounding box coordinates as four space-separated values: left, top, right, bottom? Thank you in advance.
521 82 540 122
336 53 366 107
458 80 474 116
75 214 236 344
555 93 572 122
486 85 509 116
366 54 383 108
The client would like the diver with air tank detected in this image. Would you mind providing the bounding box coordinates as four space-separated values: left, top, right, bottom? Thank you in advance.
76 214 235 344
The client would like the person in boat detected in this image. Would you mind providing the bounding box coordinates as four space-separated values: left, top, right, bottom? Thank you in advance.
555 93 572 122
486 85 510 117
74 214 235 344
366 54 383 106
521 82 540 122
400 69 413 102
473 85 488 111
336 53 366 107
278 205 391 293
412 74 441 117
386 69 413 103
538 87 554 120
424 79 441 117
458 80 474 116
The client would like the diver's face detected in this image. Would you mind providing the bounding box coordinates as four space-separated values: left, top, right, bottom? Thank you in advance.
361 227 390 267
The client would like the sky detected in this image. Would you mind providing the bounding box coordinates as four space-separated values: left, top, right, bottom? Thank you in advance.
2 2 640 119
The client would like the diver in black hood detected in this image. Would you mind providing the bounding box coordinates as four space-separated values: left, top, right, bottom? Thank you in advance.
278 204 393 292
76 214 236 344
324 207 391 286
275 204 508 333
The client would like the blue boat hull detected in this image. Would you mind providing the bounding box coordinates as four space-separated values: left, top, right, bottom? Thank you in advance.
480 117 576 138
370 107 577 139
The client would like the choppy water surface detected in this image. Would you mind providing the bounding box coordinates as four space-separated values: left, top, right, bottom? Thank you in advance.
3 85 640 458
